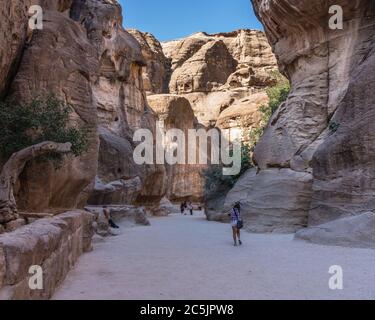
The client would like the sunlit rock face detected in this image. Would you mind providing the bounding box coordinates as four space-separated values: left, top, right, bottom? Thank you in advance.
127 29 170 95
72 0 167 206
228 0 375 231
162 30 278 135
0 0 171 211
9 8 99 212
128 29 279 203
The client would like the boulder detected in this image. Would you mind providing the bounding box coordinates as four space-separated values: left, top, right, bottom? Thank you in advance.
295 212 375 250
223 168 313 233
110 206 150 227
89 177 142 205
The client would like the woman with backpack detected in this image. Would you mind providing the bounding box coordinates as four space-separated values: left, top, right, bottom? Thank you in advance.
229 202 243 246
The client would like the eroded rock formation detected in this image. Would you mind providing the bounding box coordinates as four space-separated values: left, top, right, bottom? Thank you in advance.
147 94 205 202
134 29 279 202
162 30 278 136
224 0 375 233
127 29 170 95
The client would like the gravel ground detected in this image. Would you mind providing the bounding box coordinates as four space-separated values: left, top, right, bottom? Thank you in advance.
53 212 375 300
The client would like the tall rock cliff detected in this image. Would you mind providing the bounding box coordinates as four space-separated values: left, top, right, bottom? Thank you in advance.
224 0 375 232
0 0 168 212
131 29 279 202
162 30 278 136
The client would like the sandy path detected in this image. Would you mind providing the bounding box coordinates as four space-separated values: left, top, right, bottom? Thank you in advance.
53 212 375 300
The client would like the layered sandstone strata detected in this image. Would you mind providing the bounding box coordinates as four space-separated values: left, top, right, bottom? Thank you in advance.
224 0 375 233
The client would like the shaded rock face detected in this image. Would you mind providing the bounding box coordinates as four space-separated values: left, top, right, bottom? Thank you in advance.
9 8 99 212
147 95 205 202
228 0 375 231
69 0 167 206
0 0 34 98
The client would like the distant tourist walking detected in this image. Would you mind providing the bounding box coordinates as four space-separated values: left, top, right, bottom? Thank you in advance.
229 202 243 246
188 202 194 216
181 201 187 215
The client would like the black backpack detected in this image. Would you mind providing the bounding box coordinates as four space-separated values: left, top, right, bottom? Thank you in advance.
234 208 244 229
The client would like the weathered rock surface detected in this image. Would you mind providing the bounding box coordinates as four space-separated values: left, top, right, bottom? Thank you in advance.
89 176 142 205
0 210 94 299
135 30 278 203
224 0 375 233
162 30 278 130
70 0 167 207
147 94 205 202
216 92 267 142
224 168 313 233
0 0 42 98
295 212 375 250
127 29 170 95
110 206 150 227
10 9 99 212
169 40 238 94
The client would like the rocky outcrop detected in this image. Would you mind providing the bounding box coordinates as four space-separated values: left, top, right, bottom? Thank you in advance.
132 30 278 203
127 29 170 95
169 40 238 94
0 0 174 215
224 168 313 233
147 94 205 202
227 0 375 232
10 9 99 212
161 30 278 144
216 92 267 142
70 0 167 207
0 210 94 299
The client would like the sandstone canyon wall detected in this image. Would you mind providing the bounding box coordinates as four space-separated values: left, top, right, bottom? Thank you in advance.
0 0 170 212
162 30 278 138
224 0 375 233
131 29 279 202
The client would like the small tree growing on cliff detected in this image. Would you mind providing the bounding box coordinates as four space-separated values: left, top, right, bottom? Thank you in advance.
0 95 89 224
204 72 290 195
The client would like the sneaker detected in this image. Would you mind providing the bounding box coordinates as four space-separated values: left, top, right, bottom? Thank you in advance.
239 240 242 246
234 242 238 247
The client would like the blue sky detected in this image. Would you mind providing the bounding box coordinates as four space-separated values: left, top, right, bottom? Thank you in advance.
119 0 263 41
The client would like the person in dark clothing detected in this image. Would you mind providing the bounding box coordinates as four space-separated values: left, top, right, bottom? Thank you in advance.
103 206 120 229
180 202 185 215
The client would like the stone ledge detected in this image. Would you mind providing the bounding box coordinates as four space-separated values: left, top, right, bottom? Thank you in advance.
0 210 94 300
